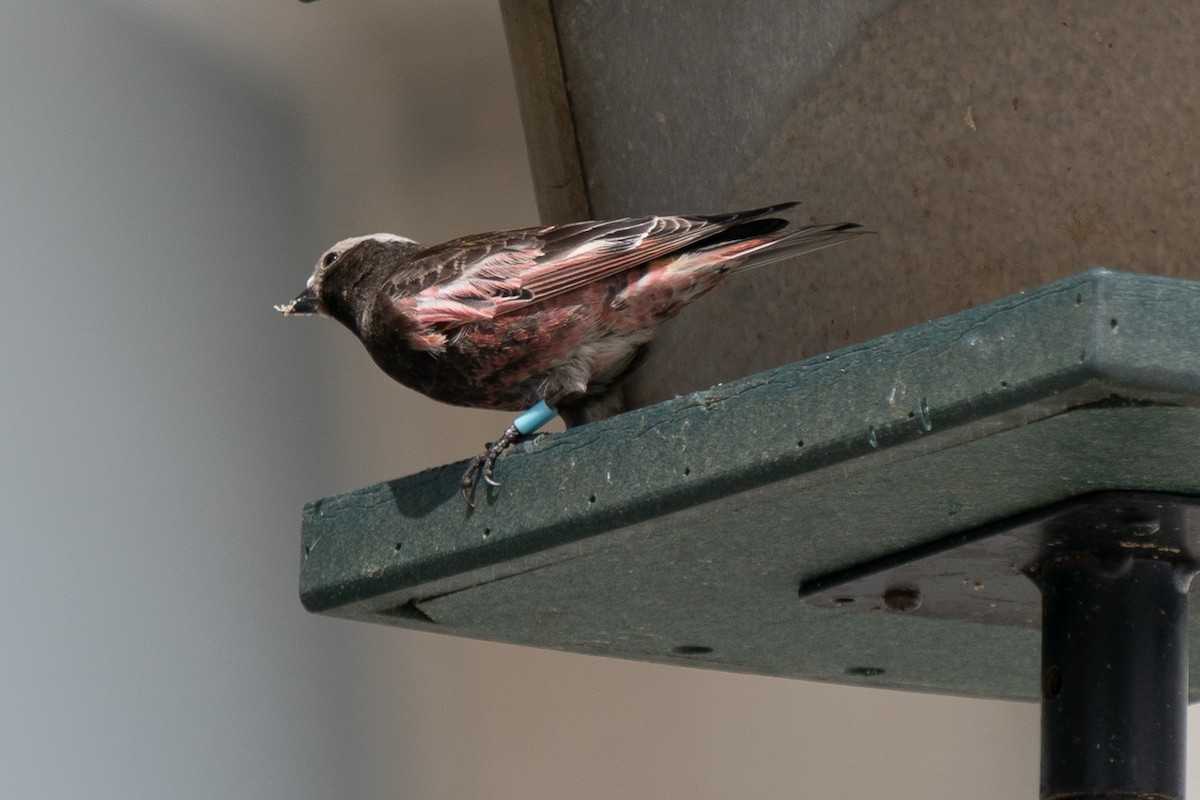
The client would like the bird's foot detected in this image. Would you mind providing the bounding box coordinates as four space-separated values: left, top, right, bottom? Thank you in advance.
460 424 522 508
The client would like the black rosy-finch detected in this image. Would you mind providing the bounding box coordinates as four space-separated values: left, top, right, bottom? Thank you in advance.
276 202 865 504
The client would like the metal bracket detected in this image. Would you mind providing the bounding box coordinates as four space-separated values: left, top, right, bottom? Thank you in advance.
802 491 1199 800
799 491 1200 627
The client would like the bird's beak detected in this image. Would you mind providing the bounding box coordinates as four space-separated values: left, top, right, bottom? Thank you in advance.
274 287 320 316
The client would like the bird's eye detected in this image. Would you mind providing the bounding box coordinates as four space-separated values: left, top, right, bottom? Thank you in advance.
322 251 340 268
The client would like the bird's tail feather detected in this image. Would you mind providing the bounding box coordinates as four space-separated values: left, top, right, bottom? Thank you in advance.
714 223 868 272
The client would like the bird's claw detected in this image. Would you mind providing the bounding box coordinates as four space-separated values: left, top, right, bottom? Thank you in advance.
460 455 486 508
460 425 522 508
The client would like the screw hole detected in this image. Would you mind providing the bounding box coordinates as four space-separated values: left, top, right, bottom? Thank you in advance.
845 666 885 677
482 527 491 539
1043 665 1063 700
588 494 596 504
683 466 691 477
394 542 403 551
673 645 713 655
883 586 922 612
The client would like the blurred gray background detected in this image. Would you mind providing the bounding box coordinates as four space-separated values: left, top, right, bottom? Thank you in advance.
7 0 1173 797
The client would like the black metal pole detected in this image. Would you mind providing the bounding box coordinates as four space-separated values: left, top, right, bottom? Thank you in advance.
1038 551 1194 800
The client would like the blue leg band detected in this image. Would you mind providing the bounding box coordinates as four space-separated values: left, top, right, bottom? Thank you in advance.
513 400 558 435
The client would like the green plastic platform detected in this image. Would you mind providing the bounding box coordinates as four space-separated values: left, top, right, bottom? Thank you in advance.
298 269 1200 701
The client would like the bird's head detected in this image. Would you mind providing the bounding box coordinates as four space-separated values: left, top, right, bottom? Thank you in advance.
275 233 419 324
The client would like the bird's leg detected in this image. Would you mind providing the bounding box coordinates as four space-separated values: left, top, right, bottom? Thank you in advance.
460 400 558 508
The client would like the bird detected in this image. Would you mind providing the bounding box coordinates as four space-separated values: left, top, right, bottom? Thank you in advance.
276 202 865 505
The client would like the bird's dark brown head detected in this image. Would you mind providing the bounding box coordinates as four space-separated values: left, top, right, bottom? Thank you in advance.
275 233 422 333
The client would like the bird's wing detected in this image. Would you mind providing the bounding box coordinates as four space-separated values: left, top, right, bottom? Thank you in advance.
397 204 796 328
510 216 720 303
